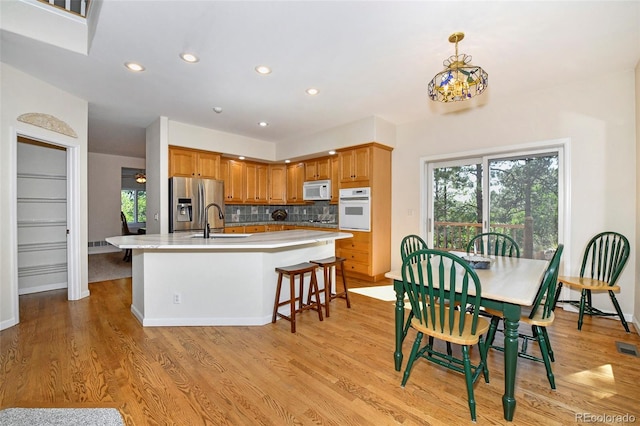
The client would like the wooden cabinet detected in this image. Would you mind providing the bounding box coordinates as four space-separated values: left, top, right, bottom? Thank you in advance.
244 162 268 204
265 224 284 232
268 164 287 204
286 162 305 204
225 226 245 234
304 157 331 181
336 143 393 282
220 158 244 203
244 224 266 233
336 231 372 276
169 146 220 179
338 146 370 185
330 155 339 203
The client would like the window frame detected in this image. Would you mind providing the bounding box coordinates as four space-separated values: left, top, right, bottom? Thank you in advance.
420 138 570 259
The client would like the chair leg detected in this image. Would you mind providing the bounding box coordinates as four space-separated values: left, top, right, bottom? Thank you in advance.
485 316 500 348
338 264 351 308
540 327 554 362
478 337 489 383
552 281 563 310
608 290 631 333
461 345 477 422
290 273 298 333
271 273 284 324
534 325 555 389
401 332 423 387
577 289 588 330
309 270 323 322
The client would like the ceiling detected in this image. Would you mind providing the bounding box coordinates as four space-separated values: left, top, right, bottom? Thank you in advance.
2 1 639 159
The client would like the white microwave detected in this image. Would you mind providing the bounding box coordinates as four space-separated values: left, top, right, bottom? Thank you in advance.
303 180 331 201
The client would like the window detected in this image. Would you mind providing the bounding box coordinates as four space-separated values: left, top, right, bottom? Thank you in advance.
425 144 564 260
121 189 146 224
121 167 146 225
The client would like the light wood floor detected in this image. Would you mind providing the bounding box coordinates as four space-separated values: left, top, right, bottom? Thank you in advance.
1 277 639 425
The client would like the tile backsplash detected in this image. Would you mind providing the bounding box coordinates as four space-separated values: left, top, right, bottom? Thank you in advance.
225 201 336 223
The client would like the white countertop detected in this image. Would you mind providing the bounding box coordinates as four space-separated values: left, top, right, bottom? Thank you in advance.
106 229 353 250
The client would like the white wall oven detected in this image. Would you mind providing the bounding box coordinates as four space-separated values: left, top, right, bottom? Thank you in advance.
339 187 371 231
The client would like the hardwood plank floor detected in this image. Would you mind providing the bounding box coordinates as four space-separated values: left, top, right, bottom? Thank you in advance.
1 277 639 425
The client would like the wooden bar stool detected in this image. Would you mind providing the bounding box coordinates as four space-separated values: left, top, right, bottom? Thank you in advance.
310 256 351 317
272 262 323 333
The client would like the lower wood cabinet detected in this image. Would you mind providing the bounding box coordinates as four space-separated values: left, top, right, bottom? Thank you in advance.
336 231 372 277
225 226 246 234
244 225 266 233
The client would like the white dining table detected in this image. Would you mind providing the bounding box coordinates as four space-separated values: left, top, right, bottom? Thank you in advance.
385 252 549 422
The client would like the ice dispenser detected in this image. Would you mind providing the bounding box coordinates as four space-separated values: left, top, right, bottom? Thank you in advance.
176 198 193 222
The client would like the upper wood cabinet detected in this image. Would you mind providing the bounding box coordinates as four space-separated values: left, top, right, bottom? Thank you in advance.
304 157 331 181
268 164 287 204
244 162 268 204
330 155 339 203
219 158 244 203
286 162 305 204
169 146 220 179
338 146 370 184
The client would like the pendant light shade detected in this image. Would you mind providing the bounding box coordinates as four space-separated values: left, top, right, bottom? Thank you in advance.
428 32 488 103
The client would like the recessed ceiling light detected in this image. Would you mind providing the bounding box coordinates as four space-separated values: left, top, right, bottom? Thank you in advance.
328 150 336 155
180 53 199 63
213 107 223 113
125 62 145 72
239 156 245 160
285 160 291 163
306 88 319 95
258 121 269 127
255 65 272 75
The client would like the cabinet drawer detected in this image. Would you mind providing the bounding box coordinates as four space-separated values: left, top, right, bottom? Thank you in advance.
342 259 371 275
245 225 266 233
336 248 370 264
225 226 245 233
339 231 370 244
336 240 370 253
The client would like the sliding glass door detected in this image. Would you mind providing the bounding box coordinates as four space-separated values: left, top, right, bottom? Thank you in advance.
427 148 560 259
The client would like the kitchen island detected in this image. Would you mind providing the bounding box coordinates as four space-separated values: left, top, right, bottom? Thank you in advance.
106 230 352 326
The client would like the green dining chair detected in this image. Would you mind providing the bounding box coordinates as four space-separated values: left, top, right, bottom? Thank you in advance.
484 244 563 389
401 249 489 422
555 232 630 332
466 232 520 258
400 235 428 338
400 234 428 264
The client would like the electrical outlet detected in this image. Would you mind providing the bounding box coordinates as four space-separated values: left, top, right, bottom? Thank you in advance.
173 293 181 304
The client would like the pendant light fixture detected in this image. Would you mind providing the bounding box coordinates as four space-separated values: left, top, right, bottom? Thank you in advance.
135 172 146 184
428 32 488 103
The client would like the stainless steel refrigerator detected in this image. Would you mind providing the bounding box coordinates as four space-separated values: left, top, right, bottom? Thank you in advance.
169 177 225 233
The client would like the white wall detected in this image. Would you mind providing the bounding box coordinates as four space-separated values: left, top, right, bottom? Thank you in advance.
392 69 637 322
277 116 397 159
168 120 277 160
1 63 89 329
88 152 145 253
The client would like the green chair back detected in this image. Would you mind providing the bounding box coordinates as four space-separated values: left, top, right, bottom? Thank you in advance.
400 234 428 264
466 232 520 258
530 245 563 320
401 249 483 337
580 232 629 286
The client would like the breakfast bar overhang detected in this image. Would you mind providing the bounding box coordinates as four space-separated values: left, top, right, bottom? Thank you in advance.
106 230 353 326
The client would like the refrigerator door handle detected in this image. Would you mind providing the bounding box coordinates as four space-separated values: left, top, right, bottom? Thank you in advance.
199 181 204 228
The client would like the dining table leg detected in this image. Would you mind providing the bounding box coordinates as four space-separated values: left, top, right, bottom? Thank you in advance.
502 303 521 421
394 279 405 371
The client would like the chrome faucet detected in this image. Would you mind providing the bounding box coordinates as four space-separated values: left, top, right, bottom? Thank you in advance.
203 203 224 239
